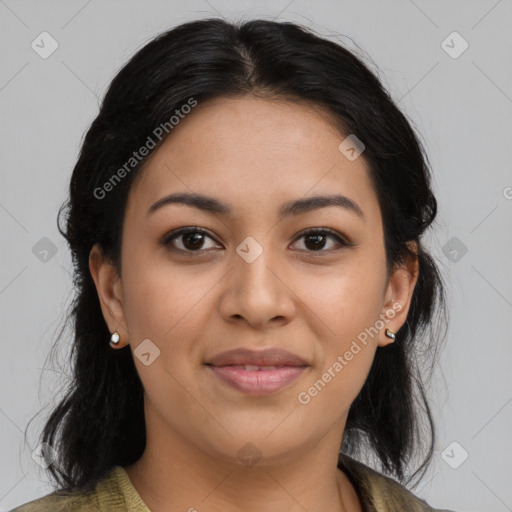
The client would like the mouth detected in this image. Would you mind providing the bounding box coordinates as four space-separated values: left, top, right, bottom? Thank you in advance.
205 348 309 396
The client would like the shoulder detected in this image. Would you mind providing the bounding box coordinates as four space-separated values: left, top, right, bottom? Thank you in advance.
9 466 129 512
338 454 457 512
9 489 100 511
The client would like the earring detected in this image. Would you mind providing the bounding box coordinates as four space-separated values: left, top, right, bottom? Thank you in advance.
110 331 121 347
385 328 396 341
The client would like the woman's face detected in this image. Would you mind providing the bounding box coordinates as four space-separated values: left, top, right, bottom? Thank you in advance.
91 95 417 467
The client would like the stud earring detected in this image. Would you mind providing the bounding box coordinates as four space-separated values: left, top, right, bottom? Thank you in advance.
110 331 121 348
385 328 396 341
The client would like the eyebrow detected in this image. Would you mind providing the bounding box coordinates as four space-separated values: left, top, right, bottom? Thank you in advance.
147 192 365 220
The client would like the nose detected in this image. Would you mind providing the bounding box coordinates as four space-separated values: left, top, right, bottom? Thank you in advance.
218 238 296 330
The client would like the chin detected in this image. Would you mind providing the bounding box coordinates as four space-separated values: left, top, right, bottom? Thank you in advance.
197 429 307 469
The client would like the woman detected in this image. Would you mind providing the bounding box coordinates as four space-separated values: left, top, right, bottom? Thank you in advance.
12 17 455 512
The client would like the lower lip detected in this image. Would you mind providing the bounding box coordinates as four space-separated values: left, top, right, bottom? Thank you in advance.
207 365 307 395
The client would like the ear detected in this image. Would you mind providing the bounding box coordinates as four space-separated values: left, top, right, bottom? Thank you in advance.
378 241 419 347
89 243 129 347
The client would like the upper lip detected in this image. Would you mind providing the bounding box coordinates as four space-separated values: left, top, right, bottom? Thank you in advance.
206 348 308 367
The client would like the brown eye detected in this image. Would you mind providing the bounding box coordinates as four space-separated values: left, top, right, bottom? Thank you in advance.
291 228 351 253
161 227 219 253
161 226 352 256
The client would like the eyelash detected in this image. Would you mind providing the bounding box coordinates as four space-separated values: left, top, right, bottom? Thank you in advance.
160 226 353 255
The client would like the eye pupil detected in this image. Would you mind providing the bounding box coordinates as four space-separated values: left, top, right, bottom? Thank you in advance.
305 233 326 250
183 232 204 250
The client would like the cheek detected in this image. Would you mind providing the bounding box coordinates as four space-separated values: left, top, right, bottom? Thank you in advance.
297 260 387 336
296 258 386 399
120 246 214 341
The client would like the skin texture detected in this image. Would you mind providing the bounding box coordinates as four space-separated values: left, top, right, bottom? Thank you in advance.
89 95 419 512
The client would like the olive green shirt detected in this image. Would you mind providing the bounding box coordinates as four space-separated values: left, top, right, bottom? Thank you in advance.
10 455 456 511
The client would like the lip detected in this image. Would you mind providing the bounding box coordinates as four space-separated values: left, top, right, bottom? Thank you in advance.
207 365 307 395
207 347 308 367
205 348 309 396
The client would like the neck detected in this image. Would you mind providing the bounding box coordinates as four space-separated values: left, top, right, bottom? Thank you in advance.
124 415 362 512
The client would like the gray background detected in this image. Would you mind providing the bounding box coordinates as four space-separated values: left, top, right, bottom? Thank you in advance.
1 1 511 510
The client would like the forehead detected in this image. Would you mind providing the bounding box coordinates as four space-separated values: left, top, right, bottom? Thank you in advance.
127 95 381 227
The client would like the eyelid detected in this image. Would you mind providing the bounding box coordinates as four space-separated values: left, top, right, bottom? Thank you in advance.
160 226 354 253
160 226 219 251
292 227 353 246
